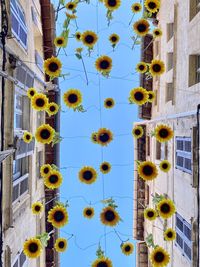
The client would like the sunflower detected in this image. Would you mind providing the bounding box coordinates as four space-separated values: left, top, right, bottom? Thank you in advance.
157 199 176 219
144 0 160 13
155 124 174 143
100 162 111 174
150 246 170 267
35 124 55 144
104 98 115 108
109 33 120 45
148 91 156 103
31 93 49 111
153 28 162 38
46 102 59 116
27 87 37 99
83 207 95 219
164 228 176 241
95 55 112 75
54 238 67 252
149 59 165 76
32 202 44 215
75 32 81 41
66 12 77 19
121 242 134 255
23 131 33 144
65 1 77 11
44 170 63 189
63 89 82 109
131 3 142 13
132 125 144 139
81 30 98 48
54 36 66 48
100 206 120 227
92 257 113 267
40 164 52 177
79 166 97 184
44 56 62 78
133 19 150 37
138 161 158 181
91 132 98 144
129 87 149 105
48 205 68 228
104 0 121 11
23 238 42 259
144 208 157 221
159 160 171 172
136 62 148 73
96 128 113 146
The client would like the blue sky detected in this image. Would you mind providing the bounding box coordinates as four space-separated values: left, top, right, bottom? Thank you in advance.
53 0 141 265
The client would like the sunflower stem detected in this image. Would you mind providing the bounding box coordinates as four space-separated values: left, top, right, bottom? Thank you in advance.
131 35 139 50
80 56 89 85
114 229 129 243
128 14 135 26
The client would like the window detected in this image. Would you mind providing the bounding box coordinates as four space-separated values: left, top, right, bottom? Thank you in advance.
37 111 44 128
15 65 34 90
14 92 30 131
196 55 200 83
36 150 43 178
190 0 200 21
165 83 174 102
176 137 192 173
188 55 200 86
10 0 28 49
175 213 192 261
12 250 27 267
156 141 167 160
167 23 174 41
167 53 173 71
35 50 44 73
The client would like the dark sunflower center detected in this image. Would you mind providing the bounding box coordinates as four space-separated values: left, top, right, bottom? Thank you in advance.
134 92 144 101
28 243 39 253
86 209 92 216
35 205 41 212
152 64 161 72
105 210 115 221
48 62 59 72
154 252 165 263
54 211 65 222
111 36 117 42
99 133 110 143
58 241 65 248
68 93 78 103
97 262 108 267
26 135 31 140
102 164 109 171
162 163 168 169
68 4 74 9
167 231 173 238
148 2 156 9
106 100 113 106
40 129 51 139
85 35 95 44
100 60 110 70
134 5 139 10
76 34 81 39
137 23 147 32
139 65 145 70
134 129 141 136
83 170 93 181
160 203 170 213
155 31 159 35
30 90 35 96
147 211 154 217
57 39 63 45
36 98 45 107
50 105 56 112
158 128 169 138
149 93 153 99
49 175 59 184
107 0 117 7
125 245 131 252
142 165 153 176
44 167 50 174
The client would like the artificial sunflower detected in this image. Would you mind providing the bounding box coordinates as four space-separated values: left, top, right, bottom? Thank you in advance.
138 161 158 181
136 62 148 73
159 160 171 172
75 32 81 41
109 33 120 45
133 19 150 37
132 125 144 139
54 238 67 252
31 93 49 111
150 246 170 267
157 198 176 219
95 55 112 75
23 238 42 259
144 0 160 13
65 1 77 11
153 28 162 38
63 89 82 109
44 170 63 189
149 59 165 76
164 228 176 241
144 208 157 221
35 124 55 144
121 242 134 255
54 36 66 48
31 202 44 215
92 257 113 267
46 102 59 116
66 12 77 19
23 131 33 144
129 87 149 105
81 30 98 49
148 91 156 103
83 207 95 219
100 162 111 174
40 164 52 177
155 124 174 143
44 56 62 78
48 205 68 228
96 128 113 146
104 0 121 11
100 206 120 227
27 87 37 99
79 166 97 184
104 98 115 108
131 3 142 13
91 132 98 144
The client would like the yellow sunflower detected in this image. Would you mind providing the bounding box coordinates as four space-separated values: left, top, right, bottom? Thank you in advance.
138 161 158 181
91 132 98 144
44 170 63 189
95 55 112 75
54 238 67 252
48 205 68 228
144 208 157 221
148 91 156 103
23 131 33 144
100 162 111 174
121 242 134 255
40 164 52 177
35 124 55 144
109 33 120 45
100 206 120 227
144 0 160 13
44 56 62 78
79 166 97 184
83 207 95 219
164 228 176 241
153 28 162 38
75 32 81 41
136 62 148 73
81 30 98 48
133 19 150 37
46 102 60 116
104 0 121 11
150 246 170 267
149 59 165 76
155 124 174 143
159 160 171 172
31 93 49 111
63 89 82 109
54 36 66 48
27 87 37 99
23 238 42 259
131 3 142 13
157 198 176 219
32 202 44 215
104 98 115 109
65 1 77 11
129 87 149 105
132 125 144 139
96 128 113 146
92 257 113 267
66 12 77 19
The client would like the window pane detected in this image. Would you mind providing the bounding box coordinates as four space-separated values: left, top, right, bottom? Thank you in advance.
176 216 184 232
176 232 183 248
184 224 191 241
13 184 19 202
17 7 26 25
15 114 23 129
11 12 19 35
184 158 191 171
184 141 191 152
13 260 18 267
20 178 28 195
19 26 27 47
11 0 18 10
177 140 184 151
20 251 26 266
177 155 184 167
184 242 192 260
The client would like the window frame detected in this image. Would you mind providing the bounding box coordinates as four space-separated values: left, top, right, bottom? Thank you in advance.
12 250 27 267
175 137 192 174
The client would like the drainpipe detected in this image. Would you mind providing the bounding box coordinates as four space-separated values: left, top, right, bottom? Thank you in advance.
196 104 200 267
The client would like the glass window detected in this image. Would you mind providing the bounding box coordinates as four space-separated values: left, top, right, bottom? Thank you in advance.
176 137 192 173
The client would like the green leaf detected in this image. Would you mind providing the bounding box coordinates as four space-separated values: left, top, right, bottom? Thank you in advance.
75 53 82 60
152 193 165 206
37 232 51 247
59 0 65 5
